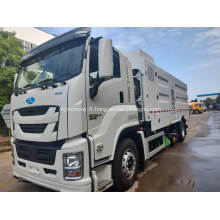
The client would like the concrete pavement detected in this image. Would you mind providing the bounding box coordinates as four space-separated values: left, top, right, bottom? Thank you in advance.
0 136 10 153
129 111 220 192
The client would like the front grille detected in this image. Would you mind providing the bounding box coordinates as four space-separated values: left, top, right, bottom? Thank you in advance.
17 106 50 116
19 124 47 133
44 168 57 175
15 139 65 165
18 161 26 167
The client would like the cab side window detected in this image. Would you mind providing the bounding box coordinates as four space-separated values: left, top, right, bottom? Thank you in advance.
113 50 120 78
89 41 99 85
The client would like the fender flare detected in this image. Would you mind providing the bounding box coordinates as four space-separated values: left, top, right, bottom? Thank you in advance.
111 125 146 171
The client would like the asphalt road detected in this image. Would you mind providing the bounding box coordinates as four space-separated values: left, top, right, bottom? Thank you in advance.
0 111 220 192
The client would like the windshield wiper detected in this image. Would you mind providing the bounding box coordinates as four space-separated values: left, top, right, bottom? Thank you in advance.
23 83 37 89
13 87 26 96
38 78 67 89
38 78 56 85
38 78 58 89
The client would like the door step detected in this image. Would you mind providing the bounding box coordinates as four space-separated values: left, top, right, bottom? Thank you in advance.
98 180 113 192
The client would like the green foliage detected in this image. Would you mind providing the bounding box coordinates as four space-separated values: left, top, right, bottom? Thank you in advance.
191 99 198 102
0 31 24 109
204 97 215 107
216 94 220 104
0 31 24 131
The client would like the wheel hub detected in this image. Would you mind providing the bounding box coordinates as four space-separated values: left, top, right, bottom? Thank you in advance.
182 128 185 137
181 123 185 137
121 149 136 180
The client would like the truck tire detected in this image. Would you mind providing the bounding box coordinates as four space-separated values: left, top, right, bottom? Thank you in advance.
177 120 185 142
113 138 139 191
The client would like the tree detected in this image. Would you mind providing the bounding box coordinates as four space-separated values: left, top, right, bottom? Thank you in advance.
216 94 220 104
0 31 24 131
190 99 197 102
204 97 215 107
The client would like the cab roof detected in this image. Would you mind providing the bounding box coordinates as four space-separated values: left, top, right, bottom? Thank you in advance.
21 27 91 65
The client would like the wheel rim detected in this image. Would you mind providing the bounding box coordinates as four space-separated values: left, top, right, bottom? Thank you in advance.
121 148 136 180
181 123 185 137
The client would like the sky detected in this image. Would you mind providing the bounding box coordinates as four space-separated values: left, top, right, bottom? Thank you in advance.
38 27 220 100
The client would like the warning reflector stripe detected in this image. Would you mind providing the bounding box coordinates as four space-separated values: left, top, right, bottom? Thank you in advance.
147 108 188 114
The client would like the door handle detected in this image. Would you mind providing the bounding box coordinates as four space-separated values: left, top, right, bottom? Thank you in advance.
120 91 124 103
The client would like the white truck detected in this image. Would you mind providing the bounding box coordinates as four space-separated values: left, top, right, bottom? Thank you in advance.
10 27 189 191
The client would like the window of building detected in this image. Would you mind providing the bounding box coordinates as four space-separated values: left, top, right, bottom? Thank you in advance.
22 41 33 52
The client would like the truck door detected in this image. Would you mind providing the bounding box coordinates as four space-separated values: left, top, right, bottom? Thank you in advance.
86 40 126 161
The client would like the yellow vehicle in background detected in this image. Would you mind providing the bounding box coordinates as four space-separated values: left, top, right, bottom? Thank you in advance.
190 102 203 114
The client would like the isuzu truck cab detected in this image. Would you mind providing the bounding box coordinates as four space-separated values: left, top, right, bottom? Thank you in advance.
11 27 189 191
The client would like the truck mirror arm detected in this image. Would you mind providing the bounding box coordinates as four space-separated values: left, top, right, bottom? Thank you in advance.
89 78 105 99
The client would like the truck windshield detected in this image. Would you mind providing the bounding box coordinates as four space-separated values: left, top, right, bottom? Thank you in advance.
15 40 86 89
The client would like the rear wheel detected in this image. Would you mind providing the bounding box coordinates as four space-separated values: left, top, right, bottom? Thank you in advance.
177 120 186 142
112 138 138 191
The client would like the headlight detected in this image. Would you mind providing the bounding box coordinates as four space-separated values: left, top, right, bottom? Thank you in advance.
63 152 83 180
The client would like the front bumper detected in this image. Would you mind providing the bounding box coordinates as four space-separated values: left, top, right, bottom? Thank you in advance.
12 136 92 192
13 169 91 192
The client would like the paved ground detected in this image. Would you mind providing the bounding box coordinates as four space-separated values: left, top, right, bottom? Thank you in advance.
128 111 220 192
0 111 220 192
0 136 10 153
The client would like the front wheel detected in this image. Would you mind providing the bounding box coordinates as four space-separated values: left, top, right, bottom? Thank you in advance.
177 120 186 142
112 138 139 191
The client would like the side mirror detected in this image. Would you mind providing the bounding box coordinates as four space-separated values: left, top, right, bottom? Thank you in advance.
89 78 105 99
98 38 114 79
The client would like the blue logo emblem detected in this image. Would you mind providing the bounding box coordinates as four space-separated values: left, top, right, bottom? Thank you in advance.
26 97 35 104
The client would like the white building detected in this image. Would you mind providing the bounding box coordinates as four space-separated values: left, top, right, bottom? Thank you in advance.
0 27 54 52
